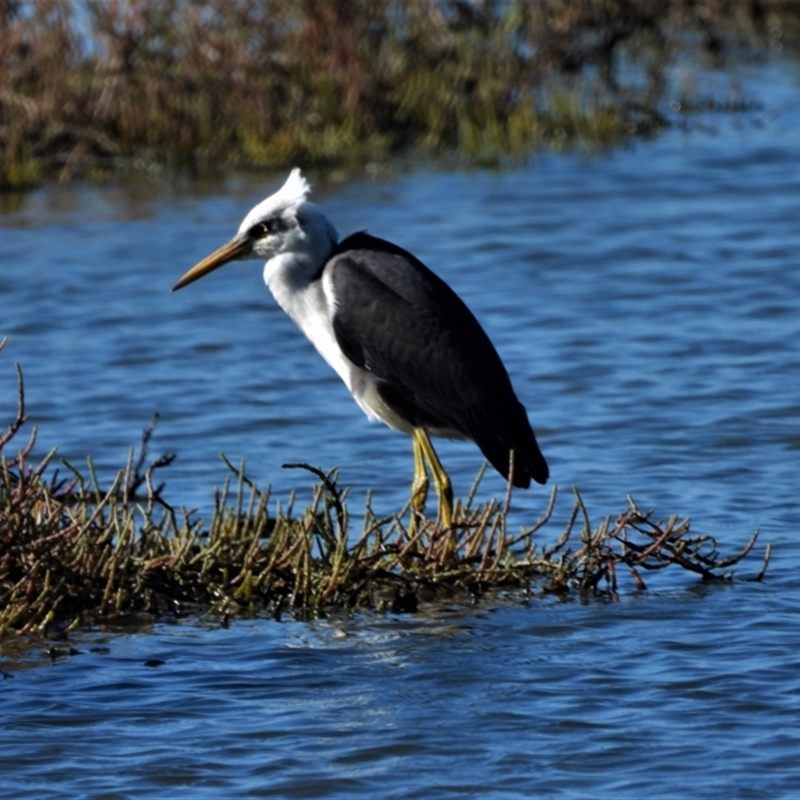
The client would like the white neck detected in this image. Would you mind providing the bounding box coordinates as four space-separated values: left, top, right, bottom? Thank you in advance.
263 251 327 324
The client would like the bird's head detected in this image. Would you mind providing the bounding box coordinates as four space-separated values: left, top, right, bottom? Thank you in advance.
172 168 338 291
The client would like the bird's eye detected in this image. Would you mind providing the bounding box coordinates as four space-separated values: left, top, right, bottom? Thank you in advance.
249 220 277 239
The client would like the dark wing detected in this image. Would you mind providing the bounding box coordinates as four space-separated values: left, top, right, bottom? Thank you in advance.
327 232 548 487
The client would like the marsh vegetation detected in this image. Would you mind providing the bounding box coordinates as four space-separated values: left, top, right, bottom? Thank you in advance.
0 343 768 635
2 0 797 188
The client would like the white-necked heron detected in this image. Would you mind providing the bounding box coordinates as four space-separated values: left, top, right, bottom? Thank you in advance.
173 169 548 528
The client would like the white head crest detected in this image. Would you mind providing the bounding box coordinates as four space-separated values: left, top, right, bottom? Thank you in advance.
238 168 312 235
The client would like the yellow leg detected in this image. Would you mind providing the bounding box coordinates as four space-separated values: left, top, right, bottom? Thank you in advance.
410 432 429 523
414 427 453 530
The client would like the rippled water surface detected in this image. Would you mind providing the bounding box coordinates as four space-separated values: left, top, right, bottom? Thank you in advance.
3 63 800 797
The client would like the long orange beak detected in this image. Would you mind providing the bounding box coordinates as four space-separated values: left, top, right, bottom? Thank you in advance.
172 235 252 291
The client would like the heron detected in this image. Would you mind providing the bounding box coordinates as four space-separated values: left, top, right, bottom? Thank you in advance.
173 169 548 529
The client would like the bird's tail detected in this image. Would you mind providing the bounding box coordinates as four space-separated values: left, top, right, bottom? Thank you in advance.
473 401 548 489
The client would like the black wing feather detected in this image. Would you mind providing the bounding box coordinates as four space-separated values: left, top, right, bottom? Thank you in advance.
328 232 548 487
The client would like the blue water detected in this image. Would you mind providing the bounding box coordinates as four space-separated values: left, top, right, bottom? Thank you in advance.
2 61 800 797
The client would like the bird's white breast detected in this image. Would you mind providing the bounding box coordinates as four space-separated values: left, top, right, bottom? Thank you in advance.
263 257 414 434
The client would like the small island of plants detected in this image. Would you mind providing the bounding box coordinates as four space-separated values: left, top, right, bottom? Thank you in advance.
0 339 769 637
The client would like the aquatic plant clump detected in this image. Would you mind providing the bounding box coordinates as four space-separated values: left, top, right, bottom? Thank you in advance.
2 0 798 187
0 343 769 636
